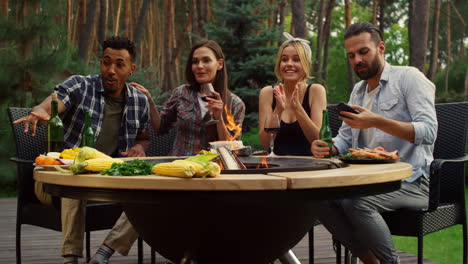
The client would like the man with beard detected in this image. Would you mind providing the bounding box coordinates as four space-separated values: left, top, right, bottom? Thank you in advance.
311 22 437 264
14 36 150 264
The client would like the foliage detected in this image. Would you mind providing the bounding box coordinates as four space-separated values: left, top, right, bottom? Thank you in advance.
384 24 409 66
0 2 89 189
433 58 468 103
0 2 86 106
240 127 263 151
205 0 281 131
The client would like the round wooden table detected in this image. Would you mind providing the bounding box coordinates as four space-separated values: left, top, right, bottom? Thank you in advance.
34 157 412 264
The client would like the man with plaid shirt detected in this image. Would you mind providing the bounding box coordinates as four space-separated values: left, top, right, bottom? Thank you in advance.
14 36 150 264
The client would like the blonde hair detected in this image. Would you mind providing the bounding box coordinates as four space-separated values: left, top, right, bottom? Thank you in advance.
274 41 312 82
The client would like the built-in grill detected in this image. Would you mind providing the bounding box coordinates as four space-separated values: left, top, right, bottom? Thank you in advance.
214 146 344 174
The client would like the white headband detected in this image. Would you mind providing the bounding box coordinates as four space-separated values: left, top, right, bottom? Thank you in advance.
281 32 312 60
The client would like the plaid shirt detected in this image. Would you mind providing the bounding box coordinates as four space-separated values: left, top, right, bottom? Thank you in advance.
159 84 245 156
54 74 150 154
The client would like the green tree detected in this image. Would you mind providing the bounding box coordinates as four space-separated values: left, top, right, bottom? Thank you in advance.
204 0 281 131
0 1 86 191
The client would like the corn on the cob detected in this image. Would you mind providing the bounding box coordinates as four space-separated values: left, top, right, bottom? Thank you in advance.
207 162 221 177
75 147 111 162
84 158 124 172
152 162 196 178
70 158 123 174
173 159 210 177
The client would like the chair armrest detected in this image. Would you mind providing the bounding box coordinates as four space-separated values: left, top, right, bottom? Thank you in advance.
10 157 34 164
428 154 468 211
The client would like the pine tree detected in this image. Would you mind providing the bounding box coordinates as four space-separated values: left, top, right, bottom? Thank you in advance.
204 0 280 130
0 1 80 107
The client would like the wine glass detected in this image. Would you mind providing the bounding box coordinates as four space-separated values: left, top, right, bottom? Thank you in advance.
200 83 218 125
264 113 280 156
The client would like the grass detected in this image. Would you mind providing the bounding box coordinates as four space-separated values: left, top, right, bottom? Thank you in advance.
392 189 468 264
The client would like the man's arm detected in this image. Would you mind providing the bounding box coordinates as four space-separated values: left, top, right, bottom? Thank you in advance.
13 94 66 136
121 131 150 157
339 106 416 143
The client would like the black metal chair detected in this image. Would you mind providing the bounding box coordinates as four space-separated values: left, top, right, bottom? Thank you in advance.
381 102 468 264
146 125 177 157
7 107 147 264
326 102 468 264
308 104 342 264
146 106 177 157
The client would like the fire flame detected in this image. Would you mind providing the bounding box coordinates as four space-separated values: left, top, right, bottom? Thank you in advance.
256 156 269 169
224 105 242 141
216 159 225 170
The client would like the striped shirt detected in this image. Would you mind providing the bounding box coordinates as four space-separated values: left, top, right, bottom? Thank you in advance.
54 74 150 154
159 84 245 156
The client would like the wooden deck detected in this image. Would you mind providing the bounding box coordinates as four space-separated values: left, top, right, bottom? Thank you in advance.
0 198 436 264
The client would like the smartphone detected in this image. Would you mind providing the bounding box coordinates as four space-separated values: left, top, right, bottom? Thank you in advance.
335 102 359 118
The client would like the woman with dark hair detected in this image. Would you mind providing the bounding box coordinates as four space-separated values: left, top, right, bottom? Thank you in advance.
132 39 245 156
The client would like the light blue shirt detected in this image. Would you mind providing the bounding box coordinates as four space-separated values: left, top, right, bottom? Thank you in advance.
334 63 437 182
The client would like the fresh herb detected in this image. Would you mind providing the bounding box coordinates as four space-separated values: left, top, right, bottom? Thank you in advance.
100 159 156 176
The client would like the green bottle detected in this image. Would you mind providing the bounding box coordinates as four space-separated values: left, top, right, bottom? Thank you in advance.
319 109 333 158
47 93 64 152
81 112 95 147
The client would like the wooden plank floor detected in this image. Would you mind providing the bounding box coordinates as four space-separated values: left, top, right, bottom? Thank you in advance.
0 198 437 264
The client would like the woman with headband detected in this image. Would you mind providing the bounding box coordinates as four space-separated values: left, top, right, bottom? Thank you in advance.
258 32 327 156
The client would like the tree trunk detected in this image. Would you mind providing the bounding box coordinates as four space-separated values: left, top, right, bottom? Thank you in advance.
450 1 465 58
79 0 99 64
321 0 335 81
198 0 209 38
427 0 440 81
344 0 355 91
145 3 154 68
114 0 122 35
408 0 430 73
66 0 73 43
291 0 306 38
173 11 192 66
162 0 176 93
134 0 150 61
77 0 87 54
444 2 451 96
191 0 200 42
371 0 378 26
378 0 385 33
0 0 7 17
18 0 41 106
313 0 326 77
0 0 9 47
123 0 131 38
277 0 286 46
98 0 108 44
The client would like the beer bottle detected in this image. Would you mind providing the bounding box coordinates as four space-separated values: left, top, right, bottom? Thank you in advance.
47 93 64 152
319 109 333 158
81 112 95 147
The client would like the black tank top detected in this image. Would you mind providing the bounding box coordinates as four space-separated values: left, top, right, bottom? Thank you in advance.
271 84 312 156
